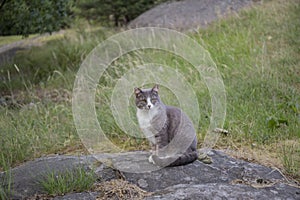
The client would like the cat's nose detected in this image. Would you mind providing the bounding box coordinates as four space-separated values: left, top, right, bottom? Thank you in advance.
147 105 151 109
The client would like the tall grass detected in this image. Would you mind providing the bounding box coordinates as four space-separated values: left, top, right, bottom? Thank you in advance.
0 155 13 199
0 0 299 182
206 1 299 139
195 0 299 179
0 103 77 168
0 28 108 92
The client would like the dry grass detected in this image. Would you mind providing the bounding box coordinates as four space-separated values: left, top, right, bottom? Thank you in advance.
94 179 151 200
216 137 300 183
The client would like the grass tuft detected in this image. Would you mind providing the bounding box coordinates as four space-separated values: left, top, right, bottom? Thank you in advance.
40 166 96 196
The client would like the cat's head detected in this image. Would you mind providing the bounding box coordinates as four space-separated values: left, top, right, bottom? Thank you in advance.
134 84 160 110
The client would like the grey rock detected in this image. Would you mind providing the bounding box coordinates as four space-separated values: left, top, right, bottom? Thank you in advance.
146 183 299 200
99 150 287 192
1 150 299 200
0 155 97 199
129 0 253 30
138 179 149 188
53 192 99 200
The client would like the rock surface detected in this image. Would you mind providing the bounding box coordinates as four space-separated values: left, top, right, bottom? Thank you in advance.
146 183 299 200
129 0 253 30
0 156 96 199
1 150 299 199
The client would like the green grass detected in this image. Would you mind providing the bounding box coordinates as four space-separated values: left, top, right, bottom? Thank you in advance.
40 166 96 196
0 0 299 184
0 103 78 168
0 155 13 199
195 0 300 179
282 141 300 177
0 28 108 92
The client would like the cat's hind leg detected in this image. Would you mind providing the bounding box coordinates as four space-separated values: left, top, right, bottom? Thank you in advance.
151 154 176 167
151 150 198 167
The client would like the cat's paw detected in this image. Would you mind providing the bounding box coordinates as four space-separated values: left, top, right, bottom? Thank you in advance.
151 155 174 167
148 155 155 164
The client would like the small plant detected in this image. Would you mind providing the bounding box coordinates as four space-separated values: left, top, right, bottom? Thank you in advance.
40 166 96 196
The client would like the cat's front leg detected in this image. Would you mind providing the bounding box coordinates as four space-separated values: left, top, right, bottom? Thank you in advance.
148 154 155 164
150 142 157 154
149 144 158 164
155 133 169 158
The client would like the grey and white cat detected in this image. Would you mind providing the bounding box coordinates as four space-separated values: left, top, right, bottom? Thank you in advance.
134 84 198 167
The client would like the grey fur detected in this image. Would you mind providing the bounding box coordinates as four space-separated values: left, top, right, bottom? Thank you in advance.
135 85 198 167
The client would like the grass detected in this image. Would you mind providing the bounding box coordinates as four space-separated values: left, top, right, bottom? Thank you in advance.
196 0 300 180
0 0 299 188
0 103 79 169
40 166 96 196
0 28 109 92
0 155 13 199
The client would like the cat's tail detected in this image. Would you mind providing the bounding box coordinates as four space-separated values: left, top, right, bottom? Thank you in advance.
152 151 198 167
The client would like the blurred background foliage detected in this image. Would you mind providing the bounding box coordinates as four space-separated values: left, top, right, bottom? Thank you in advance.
0 0 168 36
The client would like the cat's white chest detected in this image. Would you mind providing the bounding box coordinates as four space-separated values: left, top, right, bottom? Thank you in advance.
137 108 159 143
137 107 158 127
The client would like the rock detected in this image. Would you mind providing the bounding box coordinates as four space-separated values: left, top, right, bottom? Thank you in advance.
95 150 289 192
53 192 99 200
1 150 299 199
0 155 97 199
146 183 299 200
129 0 253 30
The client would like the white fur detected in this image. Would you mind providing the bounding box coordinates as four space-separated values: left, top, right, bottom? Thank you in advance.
136 105 159 144
146 97 154 109
148 155 155 164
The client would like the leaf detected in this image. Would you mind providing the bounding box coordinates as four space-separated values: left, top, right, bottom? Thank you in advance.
277 118 288 126
266 116 278 129
266 116 288 129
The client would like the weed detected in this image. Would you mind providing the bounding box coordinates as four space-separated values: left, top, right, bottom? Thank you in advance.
40 166 96 196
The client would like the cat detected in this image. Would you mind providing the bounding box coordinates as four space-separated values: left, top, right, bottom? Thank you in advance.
134 84 198 167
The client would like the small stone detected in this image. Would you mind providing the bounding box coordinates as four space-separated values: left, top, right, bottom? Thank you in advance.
138 179 149 188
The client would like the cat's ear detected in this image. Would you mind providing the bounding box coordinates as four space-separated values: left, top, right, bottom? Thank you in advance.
152 84 159 92
134 87 142 95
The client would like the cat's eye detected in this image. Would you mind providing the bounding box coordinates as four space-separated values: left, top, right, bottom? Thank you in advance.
151 97 158 104
138 95 145 100
151 93 158 98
